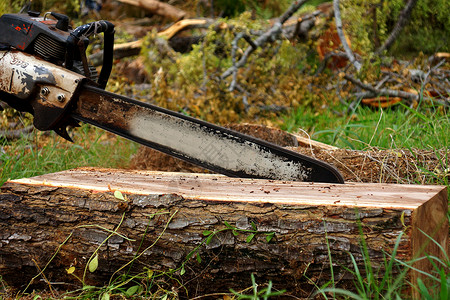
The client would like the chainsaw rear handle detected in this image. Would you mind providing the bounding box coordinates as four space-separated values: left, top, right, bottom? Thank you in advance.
66 20 115 89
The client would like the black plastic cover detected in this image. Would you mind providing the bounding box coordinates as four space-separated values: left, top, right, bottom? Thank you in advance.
0 14 69 52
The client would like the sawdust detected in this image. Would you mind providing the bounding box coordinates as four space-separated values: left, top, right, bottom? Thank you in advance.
130 124 448 184
129 123 298 173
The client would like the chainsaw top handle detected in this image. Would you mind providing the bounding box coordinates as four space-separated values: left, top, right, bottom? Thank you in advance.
66 20 115 89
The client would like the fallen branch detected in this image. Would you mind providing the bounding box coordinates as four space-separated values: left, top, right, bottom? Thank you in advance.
89 19 213 66
221 0 310 81
333 0 361 71
344 74 419 102
89 40 141 67
158 19 212 39
229 33 257 91
283 10 321 40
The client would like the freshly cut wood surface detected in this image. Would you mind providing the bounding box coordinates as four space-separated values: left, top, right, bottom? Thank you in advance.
1 168 447 297
13 168 444 209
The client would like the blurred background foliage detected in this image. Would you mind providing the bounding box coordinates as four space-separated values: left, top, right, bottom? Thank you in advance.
5 0 448 54
341 0 449 55
1 0 448 127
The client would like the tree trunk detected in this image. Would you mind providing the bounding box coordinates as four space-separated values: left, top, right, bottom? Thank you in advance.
0 168 447 298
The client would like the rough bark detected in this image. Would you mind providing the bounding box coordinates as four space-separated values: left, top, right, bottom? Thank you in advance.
0 169 447 298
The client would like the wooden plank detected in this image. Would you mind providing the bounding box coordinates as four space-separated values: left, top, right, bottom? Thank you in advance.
0 168 447 298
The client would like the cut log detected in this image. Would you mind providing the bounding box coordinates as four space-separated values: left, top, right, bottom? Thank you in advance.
0 168 447 298
117 0 186 21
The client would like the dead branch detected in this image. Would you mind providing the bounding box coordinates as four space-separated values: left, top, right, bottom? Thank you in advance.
333 0 361 71
116 0 187 21
229 33 257 91
221 0 310 82
158 18 212 39
344 74 419 102
375 0 418 55
282 10 321 40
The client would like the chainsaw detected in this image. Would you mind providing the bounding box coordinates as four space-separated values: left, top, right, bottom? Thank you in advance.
0 11 344 183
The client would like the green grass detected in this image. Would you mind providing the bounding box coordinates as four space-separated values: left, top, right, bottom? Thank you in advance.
0 124 139 185
280 101 450 151
316 228 450 300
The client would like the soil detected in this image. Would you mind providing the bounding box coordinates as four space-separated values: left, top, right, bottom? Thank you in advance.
130 124 449 184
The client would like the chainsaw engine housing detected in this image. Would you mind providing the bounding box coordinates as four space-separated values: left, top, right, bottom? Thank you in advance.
0 11 114 87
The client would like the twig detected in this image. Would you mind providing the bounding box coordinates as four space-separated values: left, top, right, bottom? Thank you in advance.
375 0 418 55
344 74 419 101
374 75 390 89
229 33 257 91
333 0 361 71
288 10 321 39
221 0 309 81
233 84 250 111
335 80 347 106
32 258 56 298
421 59 446 87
